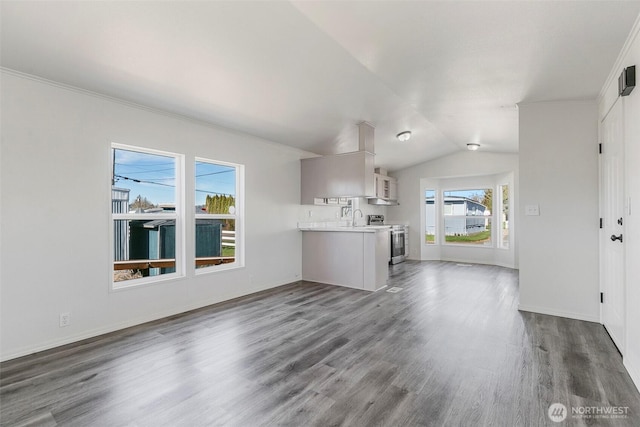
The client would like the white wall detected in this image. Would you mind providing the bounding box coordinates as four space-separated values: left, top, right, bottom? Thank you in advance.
386 151 518 268
599 15 640 390
518 100 599 322
0 71 306 361
298 197 386 226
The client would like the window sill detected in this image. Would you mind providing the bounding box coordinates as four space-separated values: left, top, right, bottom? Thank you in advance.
442 243 495 249
111 272 185 292
195 262 245 276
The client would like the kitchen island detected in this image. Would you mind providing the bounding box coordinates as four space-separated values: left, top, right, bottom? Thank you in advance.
299 226 390 291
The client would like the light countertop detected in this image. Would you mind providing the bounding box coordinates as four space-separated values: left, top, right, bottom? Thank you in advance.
298 225 391 233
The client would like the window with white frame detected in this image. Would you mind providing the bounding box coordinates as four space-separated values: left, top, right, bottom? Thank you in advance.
195 159 243 271
498 184 509 249
442 189 492 246
111 144 183 287
425 189 436 244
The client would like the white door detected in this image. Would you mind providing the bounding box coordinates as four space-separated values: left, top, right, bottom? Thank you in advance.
601 99 625 353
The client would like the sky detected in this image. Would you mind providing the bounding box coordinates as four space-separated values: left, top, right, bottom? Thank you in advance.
426 189 489 199
443 189 488 200
113 148 236 208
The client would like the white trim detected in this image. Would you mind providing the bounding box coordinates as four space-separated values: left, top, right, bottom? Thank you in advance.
194 262 244 276
598 13 640 102
599 96 620 130
194 158 245 273
113 213 177 220
195 156 241 170
442 242 494 249
624 358 640 394
423 187 438 246
517 304 600 323
194 214 236 219
109 272 185 292
112 142 181 161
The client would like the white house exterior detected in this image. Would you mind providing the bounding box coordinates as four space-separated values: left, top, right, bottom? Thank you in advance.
426 196 491 237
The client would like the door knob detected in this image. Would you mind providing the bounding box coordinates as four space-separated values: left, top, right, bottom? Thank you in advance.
611 234 623 242
618 217 623 226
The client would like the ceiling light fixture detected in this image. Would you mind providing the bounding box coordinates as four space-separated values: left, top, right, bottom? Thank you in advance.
396 131 412 142
467 143 480 151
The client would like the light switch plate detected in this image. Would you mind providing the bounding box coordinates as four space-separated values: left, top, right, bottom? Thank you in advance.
525 204 540 216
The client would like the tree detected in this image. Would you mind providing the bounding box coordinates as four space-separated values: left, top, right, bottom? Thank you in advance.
501 186 509 220
205 194 236 230
205 194 235 214
481 189 493 213
479 187 509 218
129 195 155 211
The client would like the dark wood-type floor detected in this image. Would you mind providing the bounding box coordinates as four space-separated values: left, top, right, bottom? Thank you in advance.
2 261 639 426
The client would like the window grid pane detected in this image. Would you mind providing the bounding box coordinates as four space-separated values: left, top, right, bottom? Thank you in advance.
112 148 176 214
111 146 181 285
425 189 436 244
195 160 239 270
500 185 510 249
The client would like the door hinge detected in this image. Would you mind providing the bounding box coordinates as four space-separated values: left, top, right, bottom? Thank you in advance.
599 143 602 154
600 218 603 229
600 292 604 304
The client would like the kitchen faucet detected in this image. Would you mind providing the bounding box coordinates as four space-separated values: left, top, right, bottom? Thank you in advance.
352 208 363 226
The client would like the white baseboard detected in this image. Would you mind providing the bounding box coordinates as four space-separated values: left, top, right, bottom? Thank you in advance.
0 279 297 362
517 304 600 323
624 357 640 394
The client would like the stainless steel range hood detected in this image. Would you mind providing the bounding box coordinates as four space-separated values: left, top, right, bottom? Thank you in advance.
368 197 398 206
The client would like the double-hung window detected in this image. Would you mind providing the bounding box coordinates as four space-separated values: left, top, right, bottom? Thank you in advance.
111 145 243 288
498 184 509 249
425 189 437 244
195 158 243 271
111 144 183 287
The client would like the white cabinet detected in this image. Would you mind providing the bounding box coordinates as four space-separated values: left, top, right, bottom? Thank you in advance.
388 178 398 201
300 151 375 205
301 229 389 291
375 174 387 198
373 174 398 201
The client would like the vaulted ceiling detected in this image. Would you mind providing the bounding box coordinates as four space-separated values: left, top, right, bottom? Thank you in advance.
2 1 639 170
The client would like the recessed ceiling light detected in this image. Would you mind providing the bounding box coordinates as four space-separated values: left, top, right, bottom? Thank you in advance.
396 131 412 142
467 143 480 151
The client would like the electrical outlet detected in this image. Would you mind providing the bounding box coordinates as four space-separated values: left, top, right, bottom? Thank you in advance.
525 204 540 216
59 312 71 327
